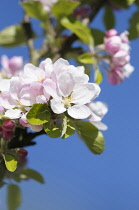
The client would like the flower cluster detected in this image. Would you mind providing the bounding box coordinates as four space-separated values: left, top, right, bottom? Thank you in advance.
104 29 134 85
0 58 108 140
0 55 23 79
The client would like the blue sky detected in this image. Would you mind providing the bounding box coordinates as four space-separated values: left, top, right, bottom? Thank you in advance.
0 1 139 210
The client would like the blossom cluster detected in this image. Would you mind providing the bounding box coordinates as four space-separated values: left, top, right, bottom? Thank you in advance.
0 57 108 142
104 29 134 85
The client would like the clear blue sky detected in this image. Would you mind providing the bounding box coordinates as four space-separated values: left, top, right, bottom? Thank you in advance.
0 1 139 210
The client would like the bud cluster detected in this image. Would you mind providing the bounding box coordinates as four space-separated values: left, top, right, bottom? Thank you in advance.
104 29 134 85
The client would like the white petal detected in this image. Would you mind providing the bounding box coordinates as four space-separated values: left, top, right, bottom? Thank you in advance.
10 76 21 100
5 109 22 119
88 113 102 122
58 72 75 97
0 92 17 109
71 83 100 105
68 105 91 119
29 124 43 132
43 79 57 98
88 101 108 119
91 121 108 131
36 95 47 103
50 98 66 114
53 58 69 77
0 79 10 91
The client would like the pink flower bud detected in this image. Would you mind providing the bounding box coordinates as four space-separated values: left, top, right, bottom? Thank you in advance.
105 36 122 54
105 29 118 38
2 130 14 141
9 56 23 74
120 31 129 43
2 120 15 131
16 148 28 158
108 69 124 85
112 50 130 67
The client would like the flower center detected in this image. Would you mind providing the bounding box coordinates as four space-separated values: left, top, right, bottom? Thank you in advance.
62 95 74 108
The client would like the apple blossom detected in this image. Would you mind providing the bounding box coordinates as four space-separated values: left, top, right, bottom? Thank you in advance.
0 55 23 78
87 101 108 130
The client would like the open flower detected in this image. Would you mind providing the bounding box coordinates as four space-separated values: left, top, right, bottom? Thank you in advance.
50 71 100 119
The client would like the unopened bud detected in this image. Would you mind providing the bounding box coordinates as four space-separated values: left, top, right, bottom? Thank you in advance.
16 148 28 158
2 120 15 131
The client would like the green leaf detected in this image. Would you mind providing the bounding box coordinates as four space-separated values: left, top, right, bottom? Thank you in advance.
26 103 50 125
61 17 94 46
111 0 135 8
95 70 103 84
91 29 105 46
52 0 80 17
0 25 27 47
21 1 48 21
44 121 61 138
2 154 17 172
7 184 21 210
74 120 105 154
128 11 139 40
78 52 96 64
20 168 44 183
103 6 115 30
61 116 75 139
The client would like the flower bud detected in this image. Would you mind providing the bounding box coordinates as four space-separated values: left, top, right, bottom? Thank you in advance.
112 50 130 67
105 36 122 54
2 130 14 141
16 148 28 158
108 69 124 85
9 56 23 73
2 119 15 131
105 29 118 38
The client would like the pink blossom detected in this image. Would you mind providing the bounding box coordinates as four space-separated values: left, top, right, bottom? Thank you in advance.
50 70 101 119
108 69 124 85
1 55 23 78
105 36 122 54
105 29 118 38
112 50 130 67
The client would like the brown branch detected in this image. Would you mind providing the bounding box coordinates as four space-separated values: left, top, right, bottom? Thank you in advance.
59 0 108 57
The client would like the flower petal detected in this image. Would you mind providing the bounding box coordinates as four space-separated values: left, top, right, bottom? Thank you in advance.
68 105 91 119
58 72 75 97
91 121 108 131
50 98 66 114
5 109 22 119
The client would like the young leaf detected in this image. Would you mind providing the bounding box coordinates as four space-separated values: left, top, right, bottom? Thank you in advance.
2 154 18 172
128 11 139 40
44 121 61 138
61 17 94 46
7 184 21 210
52 0 80 17
103 6 115 30
20 168 44 184
26 103 50 125
74 120 105 154
91 29 105 46
21 1 47 21
0 25 27 47
95 70 103 84
78 52 96 64
61 116 75 139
